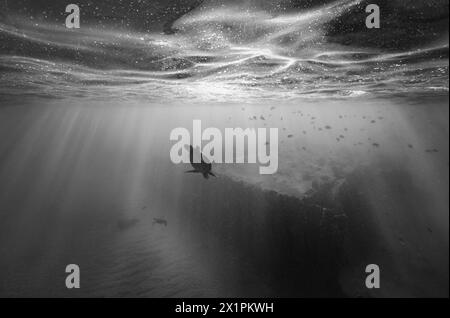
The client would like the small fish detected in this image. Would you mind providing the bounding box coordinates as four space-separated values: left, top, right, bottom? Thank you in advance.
153 218 168 226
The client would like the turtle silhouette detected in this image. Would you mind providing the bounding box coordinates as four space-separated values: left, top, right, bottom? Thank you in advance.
185 145 216 179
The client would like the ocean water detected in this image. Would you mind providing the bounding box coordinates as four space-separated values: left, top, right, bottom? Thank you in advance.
0 0 448 297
